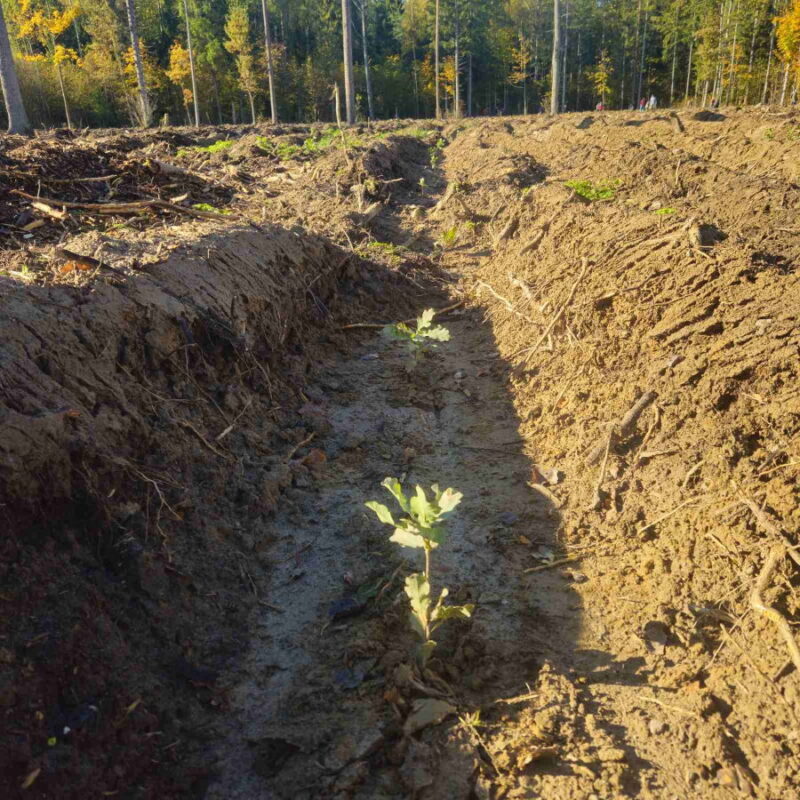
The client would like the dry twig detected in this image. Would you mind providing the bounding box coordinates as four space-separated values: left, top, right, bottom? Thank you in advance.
750 545 800 674
341 300 464 330
511 258 590 364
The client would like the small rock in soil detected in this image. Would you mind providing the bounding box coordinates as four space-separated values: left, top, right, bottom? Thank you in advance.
328 594 367 621
399 740 434 791
649 719 666 736
342 432 366 450
421 727 475 800
642 620 670 654
403 698 456 735
597 746 627 762
499 511 519 526
332 759 368 793
333 666 366 690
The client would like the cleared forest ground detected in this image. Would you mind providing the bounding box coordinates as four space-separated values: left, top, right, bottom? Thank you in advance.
1 108 799 799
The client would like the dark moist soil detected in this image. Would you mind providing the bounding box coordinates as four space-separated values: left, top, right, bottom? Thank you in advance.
2 109 800 799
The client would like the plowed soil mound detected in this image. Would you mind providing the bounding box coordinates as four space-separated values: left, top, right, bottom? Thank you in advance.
0 124 438 798
429 108 800 798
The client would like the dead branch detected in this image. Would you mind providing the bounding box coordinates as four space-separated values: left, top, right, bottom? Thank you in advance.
174 419 233 460
620 391 658 437
750 545 800 674
743 498 800 568
588 430 613 511
11 189 234 220
585 391 657 467
0 168 117 184
31 201 67 220
524 555 580 573
637 496 700 535
494 214 519 244
287 432 316 460
475 280 539 326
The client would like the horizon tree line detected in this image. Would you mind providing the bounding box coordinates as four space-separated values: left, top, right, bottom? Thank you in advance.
0 0 798 134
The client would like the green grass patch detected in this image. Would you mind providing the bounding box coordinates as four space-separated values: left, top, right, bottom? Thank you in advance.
192 203 231 215
256 129 362 161
177 139 235 158
564 178 621 202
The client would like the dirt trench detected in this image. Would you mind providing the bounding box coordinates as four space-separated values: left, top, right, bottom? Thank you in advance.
204 304 573 800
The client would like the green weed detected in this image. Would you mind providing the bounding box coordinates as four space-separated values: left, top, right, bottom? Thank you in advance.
564 178 621 201
653 207 677 215
366 478 473 666
429 137 446 168
439 226 458 249
364 241 403 265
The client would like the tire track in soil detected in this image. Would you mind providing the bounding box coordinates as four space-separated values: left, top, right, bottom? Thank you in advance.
206 306 576 798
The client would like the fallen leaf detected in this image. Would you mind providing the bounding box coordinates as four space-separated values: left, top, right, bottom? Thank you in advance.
21 768 41 790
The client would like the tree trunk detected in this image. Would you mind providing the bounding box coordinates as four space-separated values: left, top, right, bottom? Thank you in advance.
56 62 72 129
685 32 694 102
575 29 581 109
467 52 472 116
359 0 374 120
248 90 256 123
412 43 420 117
261 0 278 123
725 0 740 105
631 0 642 107
779 62 789 105
341 0 355 123
125 0 151 127
0 2 30 134
669 3 679 106
638 10 648 104
454 11 460 118
211 70 222 123
181 0 200 126
551 0 561 113
435 0 441 119
743 4 761 105
561 1 568 110
762 20 775 104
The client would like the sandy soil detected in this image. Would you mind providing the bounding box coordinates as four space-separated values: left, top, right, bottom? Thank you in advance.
1 108 799 799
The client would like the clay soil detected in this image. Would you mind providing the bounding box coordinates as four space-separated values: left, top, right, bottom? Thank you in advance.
1 108 799 800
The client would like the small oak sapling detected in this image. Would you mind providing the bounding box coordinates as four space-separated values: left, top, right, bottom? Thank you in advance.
382 308 450 369
366 478 473 666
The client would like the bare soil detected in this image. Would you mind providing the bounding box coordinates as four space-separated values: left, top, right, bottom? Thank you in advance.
1 108 799 799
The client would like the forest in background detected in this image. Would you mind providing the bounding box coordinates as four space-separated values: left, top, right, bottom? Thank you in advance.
0 0 799 131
